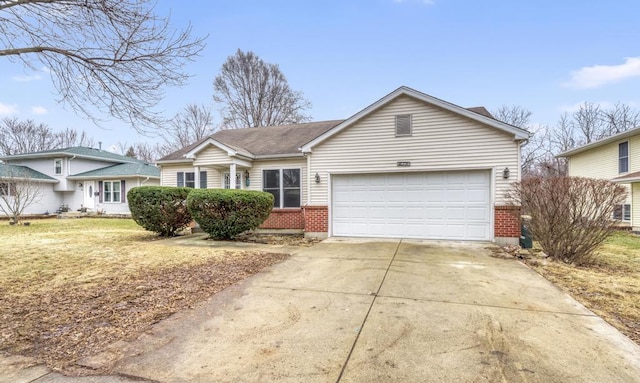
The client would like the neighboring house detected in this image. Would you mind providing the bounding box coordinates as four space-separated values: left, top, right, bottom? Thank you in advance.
0 147 160 215
158 86 530 244
559 127 640 230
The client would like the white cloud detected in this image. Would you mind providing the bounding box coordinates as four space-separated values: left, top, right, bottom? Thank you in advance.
0 102 18 116
31 106 48 115
564 57 640 89
11 74 42 82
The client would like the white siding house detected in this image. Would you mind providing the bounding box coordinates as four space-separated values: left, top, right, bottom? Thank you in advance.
0 147 160 216
157 86 529 244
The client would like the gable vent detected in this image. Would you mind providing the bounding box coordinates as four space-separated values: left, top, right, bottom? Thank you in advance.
395 114 412 136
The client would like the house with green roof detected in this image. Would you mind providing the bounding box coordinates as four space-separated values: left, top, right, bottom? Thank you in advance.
0 146 159 215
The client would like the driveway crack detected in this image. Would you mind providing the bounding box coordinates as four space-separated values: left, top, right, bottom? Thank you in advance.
335 239 402 382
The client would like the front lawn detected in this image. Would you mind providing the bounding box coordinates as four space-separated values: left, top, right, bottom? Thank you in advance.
0 218 289 374
527 231 640 344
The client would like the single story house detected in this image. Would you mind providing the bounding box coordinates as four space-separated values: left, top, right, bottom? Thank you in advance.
0 146 160 215
559 126 640 230
158 86 530 244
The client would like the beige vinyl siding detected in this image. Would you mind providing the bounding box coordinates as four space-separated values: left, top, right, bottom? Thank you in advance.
308 95 519 205
244 158 307 205
193 146 230 166
161 164 198 187
568 135 640 178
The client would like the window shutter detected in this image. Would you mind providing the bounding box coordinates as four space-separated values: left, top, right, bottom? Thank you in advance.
98 181 103 203
177 172 184 187
121 180 126 203
395 114 412 136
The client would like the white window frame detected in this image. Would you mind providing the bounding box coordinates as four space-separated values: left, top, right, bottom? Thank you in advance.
177 171 196 188
103 180 122 203
619 141 629 174
262 168 302 209
54 158 63 175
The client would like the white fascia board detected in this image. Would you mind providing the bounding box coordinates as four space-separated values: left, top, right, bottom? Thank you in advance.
300 86 530 152
184 138 255 160
557 126 640 158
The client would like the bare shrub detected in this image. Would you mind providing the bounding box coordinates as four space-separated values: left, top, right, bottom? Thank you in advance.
508 177 627 265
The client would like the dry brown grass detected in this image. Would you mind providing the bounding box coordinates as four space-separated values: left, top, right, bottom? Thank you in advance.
527 231 640 344
0 218 291 374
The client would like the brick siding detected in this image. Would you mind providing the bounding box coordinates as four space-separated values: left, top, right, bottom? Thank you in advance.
303 206 328 233
494 205 521 238
259 208 305 229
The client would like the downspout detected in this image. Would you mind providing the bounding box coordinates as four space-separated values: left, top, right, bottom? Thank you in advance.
140 176 150 186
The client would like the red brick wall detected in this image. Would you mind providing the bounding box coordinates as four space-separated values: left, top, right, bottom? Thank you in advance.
260 209 305 229
303 206 328 232
494 205 521 237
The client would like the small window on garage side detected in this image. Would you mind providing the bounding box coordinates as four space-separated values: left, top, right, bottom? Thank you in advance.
619 142 629 174
395 114 412 136
613 204 631 221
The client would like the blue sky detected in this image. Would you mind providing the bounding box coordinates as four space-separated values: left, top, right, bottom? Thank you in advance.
1 0 639 152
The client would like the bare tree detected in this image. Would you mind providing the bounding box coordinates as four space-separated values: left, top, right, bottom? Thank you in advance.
601 102 640 136
0 0 205 132
132 142 163 163
0 117 54 155
493 105 532 129
0 118 95 155
165 104 215 147
213 49 311 129
573 102 604 143
54 127 95 148
0 166 43 224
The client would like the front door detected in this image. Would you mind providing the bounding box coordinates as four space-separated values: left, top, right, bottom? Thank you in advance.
84 181 96 210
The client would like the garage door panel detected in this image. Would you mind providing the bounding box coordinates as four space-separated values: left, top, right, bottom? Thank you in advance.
332 171 491 241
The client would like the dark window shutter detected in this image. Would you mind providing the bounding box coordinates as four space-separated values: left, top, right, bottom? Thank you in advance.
98 181 103 203
121 180 126 203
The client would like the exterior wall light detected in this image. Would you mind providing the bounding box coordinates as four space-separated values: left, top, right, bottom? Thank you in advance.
503 167 510 179
315 173 321 183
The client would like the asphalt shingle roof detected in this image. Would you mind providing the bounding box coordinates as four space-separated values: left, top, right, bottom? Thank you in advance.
0 146 145 164
0 163 57 181
158 120 344 161
70 163 160 179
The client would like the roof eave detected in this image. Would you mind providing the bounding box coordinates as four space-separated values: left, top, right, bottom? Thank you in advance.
67 175 160 180
558 126 640 157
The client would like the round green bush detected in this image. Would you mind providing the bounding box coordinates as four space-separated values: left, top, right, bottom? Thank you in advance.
128 186 193 237
187 189 274 240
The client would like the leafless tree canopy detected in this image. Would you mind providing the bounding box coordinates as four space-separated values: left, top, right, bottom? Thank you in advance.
0 117 94 155
0 0 205 132
494 102 640 177
0 167 43 224
166 103 215 148
213 49 311 129
508 177 627 265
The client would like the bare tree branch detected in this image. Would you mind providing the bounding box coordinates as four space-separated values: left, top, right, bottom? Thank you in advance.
0 117 94 155
0 166 44 224
0 0 206 133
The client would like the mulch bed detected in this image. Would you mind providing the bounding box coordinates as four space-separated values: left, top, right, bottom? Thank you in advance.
0 251 289 375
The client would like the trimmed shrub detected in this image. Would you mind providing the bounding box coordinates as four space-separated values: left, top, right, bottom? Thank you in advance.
508 176 627 265
128 186 193 237
187 189 273 240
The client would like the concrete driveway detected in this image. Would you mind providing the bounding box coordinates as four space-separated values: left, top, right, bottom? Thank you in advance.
9 239 640 382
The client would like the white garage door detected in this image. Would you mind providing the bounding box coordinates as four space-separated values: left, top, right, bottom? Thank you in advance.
331 171 491 240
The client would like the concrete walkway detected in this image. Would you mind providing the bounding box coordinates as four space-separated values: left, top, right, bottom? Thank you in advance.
5 239 640 382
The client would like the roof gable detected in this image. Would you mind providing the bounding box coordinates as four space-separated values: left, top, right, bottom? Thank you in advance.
300 86 530 152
